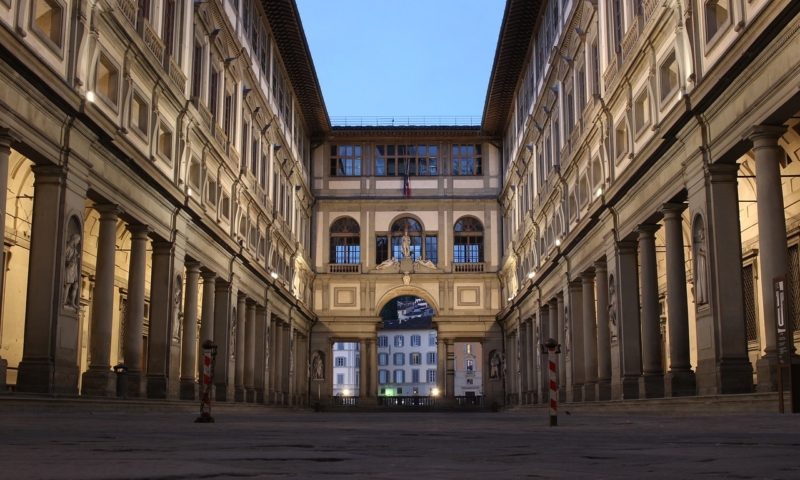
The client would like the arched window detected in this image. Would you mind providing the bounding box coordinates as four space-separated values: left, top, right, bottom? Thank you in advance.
376 216 438 263
329 217 360 264
453 217 484 263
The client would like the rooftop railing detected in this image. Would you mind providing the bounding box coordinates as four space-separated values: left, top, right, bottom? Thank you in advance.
330 116 482 127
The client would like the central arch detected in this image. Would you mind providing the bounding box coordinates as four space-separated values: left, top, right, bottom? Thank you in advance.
374 285 440 318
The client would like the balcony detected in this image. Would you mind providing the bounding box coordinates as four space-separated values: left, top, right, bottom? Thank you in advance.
117 0 136 27
167 56 186 92
643 0 659 25
603 55 619 93
454 262 485 273
621 16 642 63
328 263 361 273
141 21 165 65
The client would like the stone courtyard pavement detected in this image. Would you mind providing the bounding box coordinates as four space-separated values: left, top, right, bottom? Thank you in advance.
1 400 799 479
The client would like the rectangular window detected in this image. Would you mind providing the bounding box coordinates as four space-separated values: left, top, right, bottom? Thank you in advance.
32 0 64 50
426 369 436 383
191 41 204 99
394 370 405 384
410 353 421 365
378 353 388 366
129 90 149 138
426 352 436 365
330 144 362 176
451 144 482 176
410 335 421 347
424 235 438 265
393 352 404 366
223 90 234 138
335 356 346 367
412 369 420 383
376 235 388 264
188 157 201 189
96 53 120 108
162 0 176 57
378 335 388 348
393 335 404 348
209 68 220 121
157 122 172 161
206 177 218 207
634 89 651 135
659 51 679 103
379 370 389 384
428 333 436 346
336 373 344 385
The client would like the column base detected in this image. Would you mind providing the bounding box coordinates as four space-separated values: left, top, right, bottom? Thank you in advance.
17 359 79 395
146 375 168 399
246 387 256 403
639 373 665 398
255 388 265 404
81 367 115 397
617 375 640 400
582 382 596 401
596 379 612 401
125 371 143 398
665 370 696 397
757 355 800 393
180 379 198 400
235 386 246 402
569 384 583 403
697 357 753 395
215 382 232 402
0 357 7 388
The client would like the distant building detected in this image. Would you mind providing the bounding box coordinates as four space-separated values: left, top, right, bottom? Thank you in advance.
454 342 483 397
332 342 360 396
377 329 438 396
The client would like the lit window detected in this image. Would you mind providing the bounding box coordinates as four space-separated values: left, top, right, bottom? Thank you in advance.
130 91 149 137
157 123 173 161
96 53 120 107
659 51 679 102
705 0 729 43
633 89 650 135
32 0 64 49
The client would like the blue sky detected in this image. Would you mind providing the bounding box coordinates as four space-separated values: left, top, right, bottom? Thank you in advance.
296 0 505 122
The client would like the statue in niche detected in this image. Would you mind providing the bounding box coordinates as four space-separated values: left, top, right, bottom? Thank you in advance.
310 351 324 380
489 350 503 379
171 276 183 343
693 217 708 305
608 274 618 343
401 229 411 259
63 231 82 309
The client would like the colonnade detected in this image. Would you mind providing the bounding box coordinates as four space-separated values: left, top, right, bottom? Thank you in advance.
504 126 798 404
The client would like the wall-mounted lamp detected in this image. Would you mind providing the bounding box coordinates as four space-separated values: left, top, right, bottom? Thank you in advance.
270 271 279 279
595 186 603 198
86 91 96 103
527 271 535 279
555 238 562 247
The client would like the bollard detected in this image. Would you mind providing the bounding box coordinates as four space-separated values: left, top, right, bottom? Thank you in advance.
113 364 128 399
540 338 561 427
195 340 218 423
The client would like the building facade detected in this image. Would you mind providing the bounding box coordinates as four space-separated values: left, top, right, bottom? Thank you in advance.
0 0 798 408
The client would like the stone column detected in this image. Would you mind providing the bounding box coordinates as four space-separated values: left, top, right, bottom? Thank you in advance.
662 203 695 396
594 261 612 400
197 271 216 375
445 338 455 400
616 240 642 399
268 316 277 403
638 224 664 398
123 224 149 397
212 279 233 401
81 204 120 397
359 339 368 400
254 305 268 403
581 271 598 401
286 322 295 405
555 294 566 400
146 241 174 399
0 131 10 359
518 321 528 402
179 262 200 400
437 335 447 396
567 281 584 402
366 338 377 400
244 301 257 402
751 126 793 391
527 316 537 403
234 292 247 401
694 163 752 395
274 320 285 404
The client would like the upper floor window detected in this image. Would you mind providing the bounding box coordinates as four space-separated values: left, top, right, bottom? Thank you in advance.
410 353 422 365
378 353 388 366
705 1 730 44
428 333 436 346
95 53 120 108
378 335 388 348
335 356 346 367
451 144 482 176
658 51 679 103
393 352 405 366
394 335 404 348
330 144 362 176
453 217 484 263
426 352 436 364
329 217 360 264
375 144 439 176
32 0 65 51
410 335 421 347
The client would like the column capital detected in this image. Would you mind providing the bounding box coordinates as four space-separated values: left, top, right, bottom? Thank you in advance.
637 223 661 238
662 202 687 218
705 162 740 183
237 291 248 302
127 224 151 239
0 127 14 151
31 164 66 186
581 270 596 281
152 240 173 254
594 259 608 274
94 203 122 219
184 260 202 274
616 239 638 255
201 269 217 281
748 125 786 145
